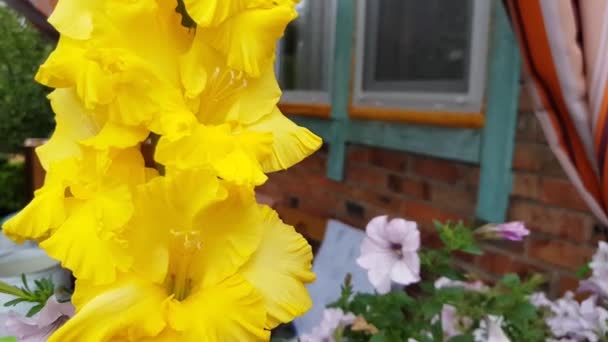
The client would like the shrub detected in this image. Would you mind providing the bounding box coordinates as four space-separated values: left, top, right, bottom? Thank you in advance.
0 5 54 153
0 157 26 216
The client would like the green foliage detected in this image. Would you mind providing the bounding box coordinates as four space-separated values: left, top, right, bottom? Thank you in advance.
1 274 55 317
326 221 547 342
0 337 17 342
0 6 54 153
0 159 26 215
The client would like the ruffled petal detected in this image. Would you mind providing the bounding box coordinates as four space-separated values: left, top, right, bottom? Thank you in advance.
167 274 268 341
155 124 272 185
240 207 314 328
2 183 65 243
49 277 167 342
248 107 322 172
182 0 251 27
204 5 296 77
47 0 99 39
40 188 134 285
188 185 263 288
80 121 148 150
36 89 97 170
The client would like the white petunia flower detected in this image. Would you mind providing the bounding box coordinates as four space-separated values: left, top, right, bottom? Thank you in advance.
356 216 421 294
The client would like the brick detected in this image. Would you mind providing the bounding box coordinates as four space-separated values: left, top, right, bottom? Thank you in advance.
386 174 430 200
346 145 371 164
557 274 580 295
369 148 409 172
307 175 351 194
518 87 535 113
540 177 589 212
276 206 327 242
464 167 481 188
508 199 593 243
511 172 539 199
412 157 464 184
344 164 387 189
429 185 476 215
291 152 326 176
540 152 568 178
528 238 593 271
400 200 464 228
481 238 526 255
516 111 538 142
512 142 544 172
346 187 401 213
477 251 545 277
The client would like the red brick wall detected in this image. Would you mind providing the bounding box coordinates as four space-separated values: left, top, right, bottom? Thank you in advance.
259 93 599 296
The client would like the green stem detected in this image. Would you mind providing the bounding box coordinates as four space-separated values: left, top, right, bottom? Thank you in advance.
0 280 28 298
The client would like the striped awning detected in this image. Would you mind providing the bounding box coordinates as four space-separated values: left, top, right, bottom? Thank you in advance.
505 0 608 225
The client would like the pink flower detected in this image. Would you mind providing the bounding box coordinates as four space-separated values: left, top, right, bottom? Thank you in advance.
5 296 74 342
356 216 421 294
477 221 529 241
579 241 608 298
433 278 481 338
299 308 356 342
435 277 488 292
473 315 511 342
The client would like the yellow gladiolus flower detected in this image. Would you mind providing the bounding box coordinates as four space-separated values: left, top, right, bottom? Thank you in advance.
156 33 321 185
182 0 297 77
38 1 197 140
48 170 314 341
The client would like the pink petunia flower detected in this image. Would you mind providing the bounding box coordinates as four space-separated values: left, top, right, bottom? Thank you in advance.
356 216 421 294
473 315 511 342
299 308 356 342
476 221 530 241
5 296 74 342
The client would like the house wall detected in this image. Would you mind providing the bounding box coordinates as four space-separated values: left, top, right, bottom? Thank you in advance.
258 90 599 296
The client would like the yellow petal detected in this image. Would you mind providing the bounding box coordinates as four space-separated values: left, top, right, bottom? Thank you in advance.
36 89 97 171
40 188 134 285
182 0 249 27
47 0 98 39
167 274 268 341
188 185 263 288
1 183 65 243
35 37 83 88
248 107 322 172
81 121 149 150
241 207 315 328
235 63 281 125
204 5 297 77
49 277 167 342
155 124 272 185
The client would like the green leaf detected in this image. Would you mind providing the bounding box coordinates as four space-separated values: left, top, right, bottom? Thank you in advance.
26 303 43 317
576 263 591 279
500 273 521 288
448 335 475 342
369 332 388 342
3 298 25 307
0 337 17 342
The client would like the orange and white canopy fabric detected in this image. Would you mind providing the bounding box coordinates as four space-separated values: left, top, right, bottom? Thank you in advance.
505 0 608 225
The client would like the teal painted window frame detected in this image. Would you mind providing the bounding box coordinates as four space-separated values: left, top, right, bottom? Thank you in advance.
287 0 521 223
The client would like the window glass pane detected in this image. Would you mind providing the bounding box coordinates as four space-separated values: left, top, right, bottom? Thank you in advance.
277 0 333 92
363 0 473 93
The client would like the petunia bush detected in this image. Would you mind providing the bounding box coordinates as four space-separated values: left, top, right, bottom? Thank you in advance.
292 216 608 342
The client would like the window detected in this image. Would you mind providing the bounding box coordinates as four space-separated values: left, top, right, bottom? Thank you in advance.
276 0 336 104
353 0 491 112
